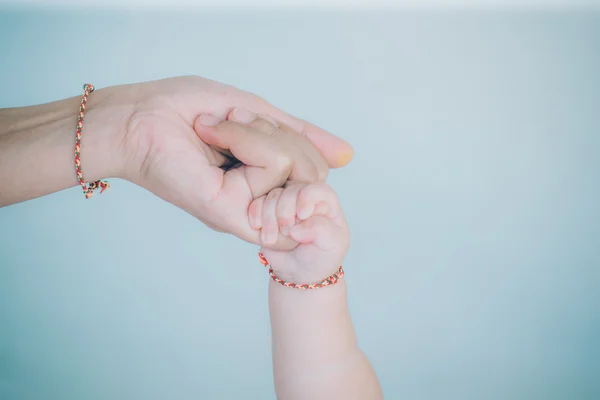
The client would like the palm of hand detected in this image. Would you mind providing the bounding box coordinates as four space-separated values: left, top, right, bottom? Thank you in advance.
122 76 299 246
125 100 257 235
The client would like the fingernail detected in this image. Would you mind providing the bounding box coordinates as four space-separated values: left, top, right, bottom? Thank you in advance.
280 225 290 236
198 114 222 126
333 149 355 167
230 108 256 124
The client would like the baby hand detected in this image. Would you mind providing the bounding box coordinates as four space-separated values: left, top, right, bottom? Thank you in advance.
248 183 349 284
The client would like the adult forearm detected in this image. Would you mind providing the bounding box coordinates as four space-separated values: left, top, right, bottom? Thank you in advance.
269 280 383 399
0 87 131 206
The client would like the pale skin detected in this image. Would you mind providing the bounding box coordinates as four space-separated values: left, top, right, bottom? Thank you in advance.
0 76 354 249
0 76 379 397
249 182 383 400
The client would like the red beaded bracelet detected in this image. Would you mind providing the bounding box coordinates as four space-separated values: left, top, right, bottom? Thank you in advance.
258 253 344 290
74 84 110 199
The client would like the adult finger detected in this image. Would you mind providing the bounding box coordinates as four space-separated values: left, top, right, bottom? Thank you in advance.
214 112 322 184
234 92 355 168
194 116 292 198
228 107 279 135
208 109 278 163
278 122 329 182
227 108 329 182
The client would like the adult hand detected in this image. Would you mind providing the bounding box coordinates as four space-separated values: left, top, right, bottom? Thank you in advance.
1 76 353 248
116 76 354 248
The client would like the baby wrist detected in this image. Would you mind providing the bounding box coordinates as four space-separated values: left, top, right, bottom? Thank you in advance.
258 253 344 290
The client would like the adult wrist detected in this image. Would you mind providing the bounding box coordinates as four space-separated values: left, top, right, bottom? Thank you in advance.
82 84 137 182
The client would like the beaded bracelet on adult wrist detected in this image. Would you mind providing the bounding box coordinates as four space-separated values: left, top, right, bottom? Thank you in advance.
74 84 110 199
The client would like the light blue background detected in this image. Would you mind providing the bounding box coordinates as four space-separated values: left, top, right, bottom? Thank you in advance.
1 7 599 400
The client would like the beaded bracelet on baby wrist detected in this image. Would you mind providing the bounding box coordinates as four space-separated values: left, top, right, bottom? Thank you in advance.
74 84 110 199
258 253 344 290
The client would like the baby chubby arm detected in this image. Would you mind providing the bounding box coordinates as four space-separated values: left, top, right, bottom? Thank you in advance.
269 280 382 400
251 183 383 400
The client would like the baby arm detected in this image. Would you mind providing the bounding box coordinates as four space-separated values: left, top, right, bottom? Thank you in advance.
249 183 383 400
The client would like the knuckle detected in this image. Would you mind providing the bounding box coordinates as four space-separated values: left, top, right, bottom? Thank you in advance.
281 121 307 138
259 114 280 129
215 120 240 133
272 152 293 173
